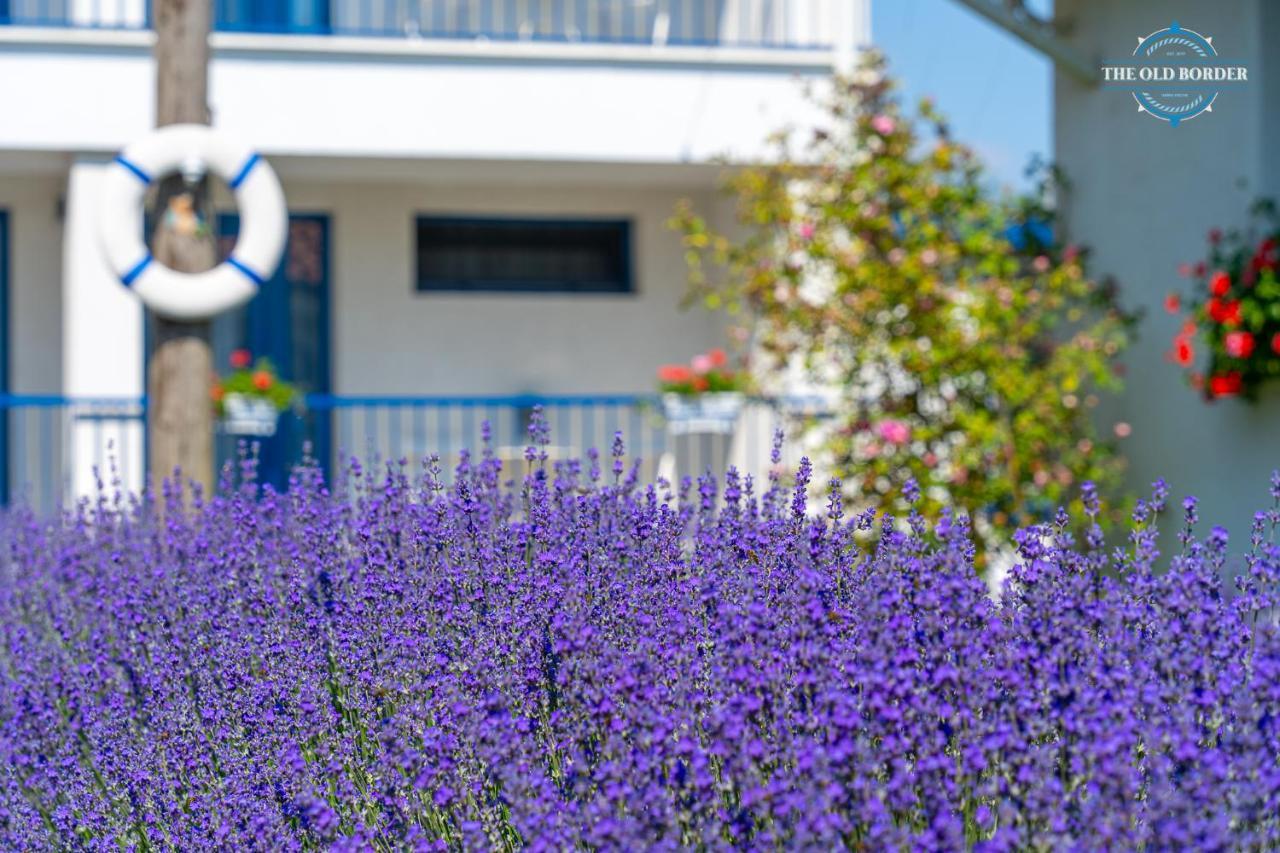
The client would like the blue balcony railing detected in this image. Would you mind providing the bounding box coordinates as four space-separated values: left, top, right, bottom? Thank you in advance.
0 393 826 514
0 1 833 50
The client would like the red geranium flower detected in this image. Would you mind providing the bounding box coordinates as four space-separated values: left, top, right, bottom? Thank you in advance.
1164 293 1180 314
1272 332 1280 355
1225 330 1255 359
1209 299 1243 326
1209 371 1243 398
1172 337 1194 366
1259 237 1277 265
708 348 728 368
230 348 252 369
658 364 693 384
1209 271 1231 297
1223 301 1243 326
252 371 273 392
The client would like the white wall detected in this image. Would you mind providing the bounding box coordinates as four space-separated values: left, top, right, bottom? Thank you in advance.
1055 0 1279 534
279 170 732 395
0 24 847 165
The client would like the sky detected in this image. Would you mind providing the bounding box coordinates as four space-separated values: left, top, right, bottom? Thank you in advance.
871 0 1054 193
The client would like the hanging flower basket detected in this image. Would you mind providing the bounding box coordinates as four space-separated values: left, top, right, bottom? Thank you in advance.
213 350 295 437
221 392 280 437
662 391 745 435
1167 203 1280 401
656 348 750 434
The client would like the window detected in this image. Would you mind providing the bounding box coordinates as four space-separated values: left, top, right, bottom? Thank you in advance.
415 217 632 295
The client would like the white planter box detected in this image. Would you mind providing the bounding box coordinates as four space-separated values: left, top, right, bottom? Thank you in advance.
221 392 281 437
662 391 745 435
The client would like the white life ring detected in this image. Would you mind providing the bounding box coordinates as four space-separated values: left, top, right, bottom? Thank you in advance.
98 124 287 320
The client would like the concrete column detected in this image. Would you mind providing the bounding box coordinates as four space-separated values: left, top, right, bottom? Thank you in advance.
832 0 870 71
63 156 146 500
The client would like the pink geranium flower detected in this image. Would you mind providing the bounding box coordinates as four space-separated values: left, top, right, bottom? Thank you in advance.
876 419 911 445
870 114 896 136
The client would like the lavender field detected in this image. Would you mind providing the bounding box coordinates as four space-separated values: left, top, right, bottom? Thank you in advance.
1 419 1279 850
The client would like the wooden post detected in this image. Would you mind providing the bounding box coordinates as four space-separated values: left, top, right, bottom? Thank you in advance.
149 0 215 494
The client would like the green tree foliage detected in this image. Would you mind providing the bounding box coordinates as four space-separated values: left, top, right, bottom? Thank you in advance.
673 54 1138 561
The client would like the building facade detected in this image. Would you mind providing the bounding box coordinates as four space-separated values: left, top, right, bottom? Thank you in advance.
0 0 867 504
1049 0 1280 537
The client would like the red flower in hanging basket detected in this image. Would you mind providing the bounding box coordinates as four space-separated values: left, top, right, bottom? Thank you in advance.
1225 331 1255 359
1224 301 1243 326
230 348 252 370
1171 337 1194 366
1208 299 1243 327
1208 371 1243 398
658 364 693 384
657 350 748 395
1209 271 1231 297
212 357 296 417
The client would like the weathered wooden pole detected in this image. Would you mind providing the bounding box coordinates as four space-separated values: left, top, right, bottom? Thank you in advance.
149 0 215 493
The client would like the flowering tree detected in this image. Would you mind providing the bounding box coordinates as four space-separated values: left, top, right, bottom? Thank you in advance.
1167 201 1280 400
672 54 1137 558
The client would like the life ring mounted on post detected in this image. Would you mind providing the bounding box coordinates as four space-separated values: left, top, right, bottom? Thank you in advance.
98 124 287 320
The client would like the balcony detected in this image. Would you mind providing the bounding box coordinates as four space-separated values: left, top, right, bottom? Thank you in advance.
0 1 836 50
0 0 856 160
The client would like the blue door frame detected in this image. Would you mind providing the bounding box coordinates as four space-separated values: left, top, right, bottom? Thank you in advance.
213 213 332 491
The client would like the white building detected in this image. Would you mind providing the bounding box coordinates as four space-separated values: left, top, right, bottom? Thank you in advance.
959 0 1280 538
0 0 868 503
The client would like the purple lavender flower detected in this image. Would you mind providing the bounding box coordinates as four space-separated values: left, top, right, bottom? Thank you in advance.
0 449 1277 849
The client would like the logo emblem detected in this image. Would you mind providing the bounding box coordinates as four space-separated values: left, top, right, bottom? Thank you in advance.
1101 22 1248 127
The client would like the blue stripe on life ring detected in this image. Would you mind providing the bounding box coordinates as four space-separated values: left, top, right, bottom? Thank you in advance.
120 253 152 287
226 255 265 286
227 153 261 190
113 155 152 185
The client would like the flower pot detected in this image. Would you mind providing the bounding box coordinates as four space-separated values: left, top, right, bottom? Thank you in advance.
662 392 745 435
221 392 280 437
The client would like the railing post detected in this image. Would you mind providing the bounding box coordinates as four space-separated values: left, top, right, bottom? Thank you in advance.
832 0 868 69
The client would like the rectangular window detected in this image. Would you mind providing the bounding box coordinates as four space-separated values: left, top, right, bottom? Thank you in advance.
415 217 632 294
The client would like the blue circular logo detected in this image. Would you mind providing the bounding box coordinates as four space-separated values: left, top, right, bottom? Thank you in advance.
1132 22 1217 126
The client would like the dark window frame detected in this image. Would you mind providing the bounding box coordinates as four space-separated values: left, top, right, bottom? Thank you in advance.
414 215 635 296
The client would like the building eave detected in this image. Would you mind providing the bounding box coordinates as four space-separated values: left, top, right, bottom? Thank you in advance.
950 0 1100 86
